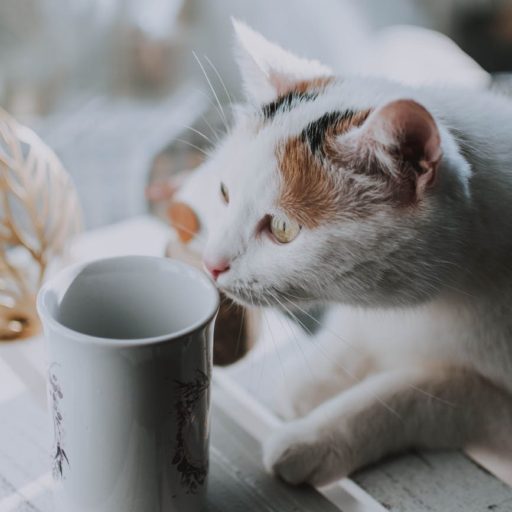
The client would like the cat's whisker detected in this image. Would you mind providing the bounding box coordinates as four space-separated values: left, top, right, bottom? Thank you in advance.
262 297 288 384
228 300 240 314
269 291 326 380
276 288 307 302
273 294 362 378
193 87 229 129
239 287 259 390
271 291 402 420
166 220 200 239
238 287 263 388
278 290 361 353
268 291 317 382
248 290 269 388
192 52 230 132
203 54 234 106
221 298 235 314
200 114 223 143
180 124 215 146
276 291 454 409
273 297 354 369
234 305 246 359
174 138 212 158
166 219 206 244
409 384 457 408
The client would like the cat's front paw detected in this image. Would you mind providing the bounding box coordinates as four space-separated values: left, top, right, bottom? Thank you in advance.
263 420 350 486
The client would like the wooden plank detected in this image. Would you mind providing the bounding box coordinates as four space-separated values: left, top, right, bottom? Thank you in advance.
209 404 341 512
228 347 512 512
353 450 512 512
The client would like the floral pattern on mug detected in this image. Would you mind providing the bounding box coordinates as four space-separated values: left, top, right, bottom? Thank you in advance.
49 364 69 479
172 369 209 494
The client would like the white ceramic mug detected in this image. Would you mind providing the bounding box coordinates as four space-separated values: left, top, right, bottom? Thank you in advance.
37 256 219 512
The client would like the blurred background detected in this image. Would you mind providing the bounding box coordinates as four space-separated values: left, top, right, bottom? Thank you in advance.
1 0 511 230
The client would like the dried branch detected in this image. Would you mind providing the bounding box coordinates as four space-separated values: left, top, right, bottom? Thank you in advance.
0 108 82 340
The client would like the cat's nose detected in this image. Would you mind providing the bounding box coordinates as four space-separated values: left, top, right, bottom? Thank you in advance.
203 258 231 281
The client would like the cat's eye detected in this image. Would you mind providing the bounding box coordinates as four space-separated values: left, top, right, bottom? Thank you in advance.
269 214 301 244
220 182 229 204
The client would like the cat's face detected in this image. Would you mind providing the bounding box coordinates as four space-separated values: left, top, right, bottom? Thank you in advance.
201 21 471 308
202 114 336 306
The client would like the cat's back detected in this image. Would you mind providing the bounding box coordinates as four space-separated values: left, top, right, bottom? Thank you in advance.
424 85 512 169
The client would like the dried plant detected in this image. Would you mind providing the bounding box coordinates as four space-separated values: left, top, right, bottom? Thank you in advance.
0 107 81 340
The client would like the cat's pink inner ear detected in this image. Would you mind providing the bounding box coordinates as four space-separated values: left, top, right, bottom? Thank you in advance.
366 99 442 196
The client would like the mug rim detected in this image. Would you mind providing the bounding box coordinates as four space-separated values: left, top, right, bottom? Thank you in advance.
37 255 220 347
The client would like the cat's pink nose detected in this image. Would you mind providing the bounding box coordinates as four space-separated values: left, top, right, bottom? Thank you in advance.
203 259 231 281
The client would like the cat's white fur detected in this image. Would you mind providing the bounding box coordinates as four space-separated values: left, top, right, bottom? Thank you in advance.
182 21 512 484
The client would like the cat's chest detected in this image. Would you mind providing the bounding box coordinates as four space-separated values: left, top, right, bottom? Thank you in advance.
345 301 477 368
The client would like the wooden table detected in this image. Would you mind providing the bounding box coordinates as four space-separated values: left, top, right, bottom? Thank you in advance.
0 216 511 512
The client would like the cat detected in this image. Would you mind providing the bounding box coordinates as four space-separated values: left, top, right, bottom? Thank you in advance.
190 20 512 485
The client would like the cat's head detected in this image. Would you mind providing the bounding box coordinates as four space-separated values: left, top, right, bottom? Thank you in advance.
201 20 471 308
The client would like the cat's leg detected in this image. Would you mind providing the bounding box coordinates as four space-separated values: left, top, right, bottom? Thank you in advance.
273 337 373 420
264 366 512 485
273 308 374 419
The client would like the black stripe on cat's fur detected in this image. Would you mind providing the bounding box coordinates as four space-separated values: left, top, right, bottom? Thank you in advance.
262 91 318 120
301 110 357 155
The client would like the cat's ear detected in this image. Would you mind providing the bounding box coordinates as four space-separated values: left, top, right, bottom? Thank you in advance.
347 99 442 202
231 18 332 104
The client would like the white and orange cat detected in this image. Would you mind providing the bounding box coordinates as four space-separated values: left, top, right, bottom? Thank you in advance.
179 20 512 485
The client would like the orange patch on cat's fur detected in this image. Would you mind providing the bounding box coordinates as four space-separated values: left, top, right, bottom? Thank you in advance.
272 76 334 97
290 76 334 95
277 137 338 228
277 109 371 228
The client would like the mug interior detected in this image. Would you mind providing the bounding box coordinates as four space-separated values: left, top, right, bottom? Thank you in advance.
39 256 219 341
